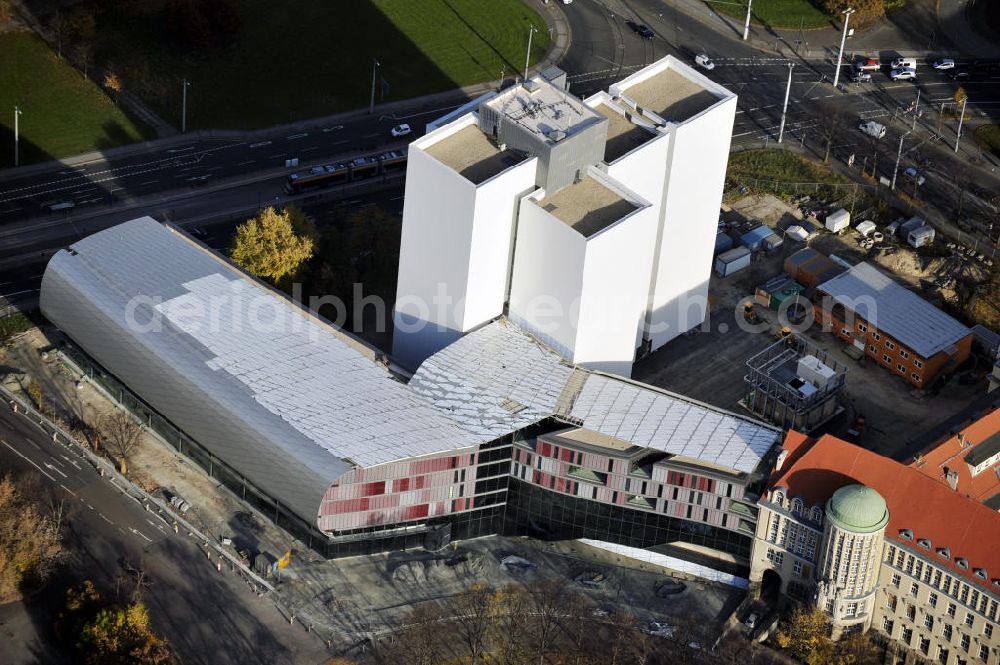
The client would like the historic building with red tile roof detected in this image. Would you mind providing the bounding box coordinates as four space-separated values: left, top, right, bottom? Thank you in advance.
751 433 1000 664
909 406 1000 511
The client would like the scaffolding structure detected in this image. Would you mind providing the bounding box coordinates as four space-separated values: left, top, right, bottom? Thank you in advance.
743 335 847 432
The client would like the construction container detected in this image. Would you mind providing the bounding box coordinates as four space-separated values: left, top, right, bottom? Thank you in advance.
714 231 734 255
825 208 850 233
784 248 844 289
899 216 925 237
755 274 793 307
908 225 935 248
770 280 805 311
762 234 784 252
714 246 752 277
740 225 777 251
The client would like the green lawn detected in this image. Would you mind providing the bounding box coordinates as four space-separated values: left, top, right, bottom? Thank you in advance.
725 148 850 202
91 0 551 131
0 32 153 167
706 0 832 30
976 125 1000 159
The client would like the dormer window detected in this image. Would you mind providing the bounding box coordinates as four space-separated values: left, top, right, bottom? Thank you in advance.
938 548 951 560
772 490 785 506
956 558 969 571
974 568 988 581
791 498 804 514
809 506 823 523
917 538 931 550
899 529 914 541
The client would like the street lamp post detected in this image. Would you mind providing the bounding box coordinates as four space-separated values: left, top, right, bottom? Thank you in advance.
911 88 920 132
524 25 538 81
181 79 190 133
778 62 794 143
369 58 380 115
832 8 855 89
743 0 752 41
891 130 911 190
13 105 21 168
954 96 967 154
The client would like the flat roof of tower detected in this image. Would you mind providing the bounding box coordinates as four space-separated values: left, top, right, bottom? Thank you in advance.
423 125 527 185
616 65 725 123
593 102 656 162
484 77 604 143
535 176 637 237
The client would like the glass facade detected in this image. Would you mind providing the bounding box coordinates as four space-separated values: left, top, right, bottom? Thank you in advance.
502 478 752 563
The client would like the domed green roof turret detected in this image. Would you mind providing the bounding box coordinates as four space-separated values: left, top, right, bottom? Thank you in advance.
825 484 889 533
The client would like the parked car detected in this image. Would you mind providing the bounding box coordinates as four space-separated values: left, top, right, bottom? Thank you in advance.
904 167 926 186
889 68 917 81
933 58 955 70
695 53 715 70
854 57 880 71
850 71 872 83
188 227 208 239
390 123 412 137
891 57 917 70
950 70 971 81
636 24 655 39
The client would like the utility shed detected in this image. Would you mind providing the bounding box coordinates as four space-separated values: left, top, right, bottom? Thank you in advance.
714 232 734 255
908 226 935 248
784 248 844 289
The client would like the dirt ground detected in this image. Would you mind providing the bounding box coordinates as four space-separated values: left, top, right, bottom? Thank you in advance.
635 195 990 460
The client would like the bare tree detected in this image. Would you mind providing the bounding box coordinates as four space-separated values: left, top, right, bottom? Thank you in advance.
100 411 142 474
817 101 848 164
377 603 445 665
448 583 496 665
493 587 531 665
529 580 571 664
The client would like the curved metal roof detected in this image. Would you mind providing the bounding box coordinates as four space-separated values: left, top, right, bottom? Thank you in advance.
39 217 476 525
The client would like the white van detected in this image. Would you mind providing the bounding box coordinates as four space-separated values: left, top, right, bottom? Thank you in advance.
891 57 917 70
859 121 887 139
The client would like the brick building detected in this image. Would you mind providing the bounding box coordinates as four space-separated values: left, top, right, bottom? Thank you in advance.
814 262 972 388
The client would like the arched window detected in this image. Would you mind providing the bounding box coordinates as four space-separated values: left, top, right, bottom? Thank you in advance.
791 497 804 515
771 490 785 507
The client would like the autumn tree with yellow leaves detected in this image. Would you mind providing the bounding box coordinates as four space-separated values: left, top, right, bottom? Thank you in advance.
230 206 314 283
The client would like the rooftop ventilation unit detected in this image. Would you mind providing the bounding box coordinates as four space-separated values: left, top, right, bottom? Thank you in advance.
522 79 541 93
547 129 567 142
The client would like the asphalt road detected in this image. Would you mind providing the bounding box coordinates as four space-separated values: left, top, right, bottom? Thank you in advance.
0 405 330 665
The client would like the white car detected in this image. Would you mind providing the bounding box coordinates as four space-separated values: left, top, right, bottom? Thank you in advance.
932 58 955 70
889 68 916 81
694 53 715 71
390 123 412 138
646 621 675 638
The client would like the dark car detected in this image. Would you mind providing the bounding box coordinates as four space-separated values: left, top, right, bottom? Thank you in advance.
636 24 655 39
950 70 971 81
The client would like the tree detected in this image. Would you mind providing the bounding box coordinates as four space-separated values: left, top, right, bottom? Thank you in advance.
230 206 314 283
379 603 446 665
164 0 241 50
834 631 880 665
0 0 13 25
0 474 63 602
99 411 142 475
448 583 496 665
529 580 571 664
775 607 834 665
78 600 172 665
822 0 885 30
492 587 531 665
103 72 122 106
817 102 848 164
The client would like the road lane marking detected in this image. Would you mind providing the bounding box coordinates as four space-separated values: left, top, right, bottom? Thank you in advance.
332 140 349 145
301 146 319 152
286 133 308 140
139 180 159 186
206 166 223 172
249 141 272 148
363 132 381 138
99 513 113 524
59 483 76 496
321 125 344 132
268 153 287 159
44 462 68 478
131 528 152 542
238 160 255 166
2 440 56 481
